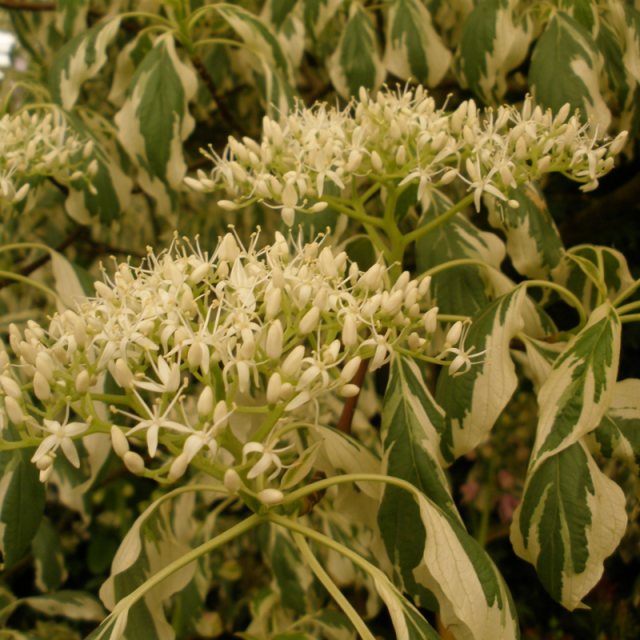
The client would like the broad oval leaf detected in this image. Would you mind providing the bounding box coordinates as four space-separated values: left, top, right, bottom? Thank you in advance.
114 33 197 213
435 287 527 463
49 17 121 109
385 0 451 87
529 12 611 132
328 2 385 99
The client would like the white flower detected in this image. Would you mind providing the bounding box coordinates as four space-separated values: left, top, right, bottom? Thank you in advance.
31 410 88 471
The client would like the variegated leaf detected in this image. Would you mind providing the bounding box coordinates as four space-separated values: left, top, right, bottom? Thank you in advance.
32 517 67 592
553 245 635 315
511 303 625 609
304 0 345 39
512 335 565 393
511 440 627 610
529 12 611 132
589 378 640 470
435 287 526 463
99 491 198 640
215 4 295 116
416 191 506 316
261 0 299 30
114 33 197 213
0 448 46 569
385 0 451 86
487 182 565 278
23 591 105 621
371 572 441 640
108 31 153 107
328 2 385 99
529 303 621 468
55 0 89 39
455 0 531 104
48 17 121 109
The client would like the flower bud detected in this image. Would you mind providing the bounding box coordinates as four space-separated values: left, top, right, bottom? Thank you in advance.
341 356 362 382
341 314 358 348
423 307 438 333
111 426 130 457
444 321 463 347
339 384 361 398
299 307 320 335
224 468 242 493
0 375 21 399
168 453 190 481
214 400 229 428
33 371 51 401
4 396 24 424
197 386 214 417
75 370 91 394
281 345 305 377
257 488 284 505
267 372 282 405
123 451 145 474
266 320 284 359
35 453 54 471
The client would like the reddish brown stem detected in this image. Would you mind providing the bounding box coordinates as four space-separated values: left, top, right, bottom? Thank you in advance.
337 358 370 434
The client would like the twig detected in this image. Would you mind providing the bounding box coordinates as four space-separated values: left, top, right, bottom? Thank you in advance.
0 1 55 10
337 358 370 435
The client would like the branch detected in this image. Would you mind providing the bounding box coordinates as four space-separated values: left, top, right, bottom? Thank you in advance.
0 1 54 9
337 358 370 435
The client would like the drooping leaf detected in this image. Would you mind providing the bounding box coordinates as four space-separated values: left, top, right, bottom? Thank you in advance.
416 190 506 316
487 182 565 278
385 0 451 86
303 0 345 39
0 448 46 569
22 591 105 621
589 378 640 471
435 287 526 463
455 0 531 104
114 33 197 213
32 517 67 592
48 17 121 109
529 12 611 132
511 303 625 609
328 2 385 99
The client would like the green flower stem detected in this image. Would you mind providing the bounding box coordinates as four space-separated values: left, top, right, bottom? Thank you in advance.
291 532 376 640
395 347 448 367
522 280 587 329
422 257 494 277
101 512 263 631
616 300 640 316
620 313 640 324
437 313 471 322
321 195 385 228
118 11 174 27
0 437 40 451
0 241 52 255
612 279 640 307
403 193 474 246
358 181 382 205
193 37 242 49
0 270 61 303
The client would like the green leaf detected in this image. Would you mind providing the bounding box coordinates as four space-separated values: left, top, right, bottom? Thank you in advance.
48 17 121 109
511 441 627 610
32 517 67 592
55 0 89 39
215 4 295 115
262 0 299 30
385 0 451 86
529 12 611 132
99 491 199 640
114 33 197 213
108 31 154 107
455 0 531 104
303 0 345 39
589 379 640 471
416 191 506 316
511 303 624 609
0 448 46 569
328 2 385 99
553 246 633 321
487 182 565 278
435 287 527 463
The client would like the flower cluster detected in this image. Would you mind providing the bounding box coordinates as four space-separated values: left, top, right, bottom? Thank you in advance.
0 232 454 493
0 109 95 206
187 86 626 223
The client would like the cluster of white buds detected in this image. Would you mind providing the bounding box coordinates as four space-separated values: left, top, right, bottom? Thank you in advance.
186 85 626 223
0 109 96 206
0 231 446 493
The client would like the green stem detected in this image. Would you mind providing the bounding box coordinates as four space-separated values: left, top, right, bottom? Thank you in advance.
404 193 474 245
612 278 640 307
192 37 242 49
0 270 61 303
101 513 263 632
321 195 385 228
522 280 587 329
616 300 640 316
422 258 491 278
292 532 376 640
620 313 640 324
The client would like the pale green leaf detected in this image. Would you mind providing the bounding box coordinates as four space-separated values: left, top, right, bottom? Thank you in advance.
488 182 565 278
529 12 611 131
32 517 67 592
23 591 105 622
49 17 121 109
455 0 531 104
385 0 451 86
435 287 527 463
328 3 385 99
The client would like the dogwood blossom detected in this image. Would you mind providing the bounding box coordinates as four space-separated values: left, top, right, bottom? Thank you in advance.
187 86 626 222
1 231 447 491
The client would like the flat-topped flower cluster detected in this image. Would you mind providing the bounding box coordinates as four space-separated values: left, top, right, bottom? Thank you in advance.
188 86 626 224
0 232 450 492
0 109 95 206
